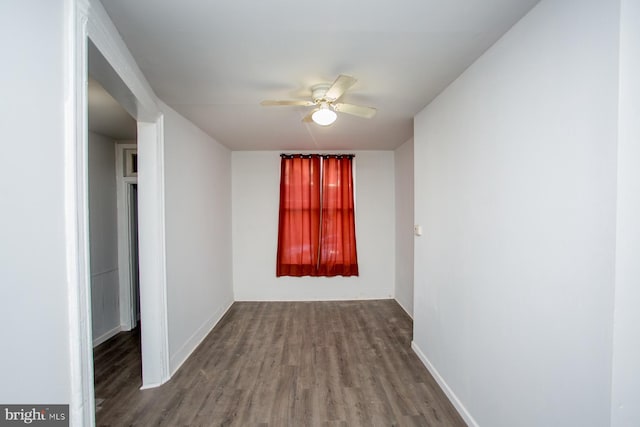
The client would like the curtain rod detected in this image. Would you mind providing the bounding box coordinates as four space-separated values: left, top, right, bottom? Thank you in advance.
280 153 355 159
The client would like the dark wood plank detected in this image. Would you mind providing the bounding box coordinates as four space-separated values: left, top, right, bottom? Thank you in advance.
94 300 466 426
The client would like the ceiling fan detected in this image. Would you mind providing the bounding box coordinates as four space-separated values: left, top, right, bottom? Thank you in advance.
260 75 377 126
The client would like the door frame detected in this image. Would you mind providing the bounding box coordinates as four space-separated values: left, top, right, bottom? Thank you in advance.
116 143 139 331
65 1 170 425
127 182 140 326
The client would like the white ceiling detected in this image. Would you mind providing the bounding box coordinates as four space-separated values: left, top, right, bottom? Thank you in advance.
99 0 540 151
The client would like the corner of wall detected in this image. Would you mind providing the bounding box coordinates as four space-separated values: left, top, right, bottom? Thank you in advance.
169 298 234 375
393 138 415 318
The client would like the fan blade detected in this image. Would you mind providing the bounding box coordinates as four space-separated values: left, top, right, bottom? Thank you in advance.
332 103 377 119
302 109 317 123
323 75 357 102
261 100 315 106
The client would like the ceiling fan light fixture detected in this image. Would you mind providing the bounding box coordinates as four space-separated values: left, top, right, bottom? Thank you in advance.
311 103 337 126
261 75 376 124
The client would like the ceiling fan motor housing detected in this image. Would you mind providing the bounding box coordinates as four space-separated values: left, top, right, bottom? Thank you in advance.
311 83 332 103
260 75 376 121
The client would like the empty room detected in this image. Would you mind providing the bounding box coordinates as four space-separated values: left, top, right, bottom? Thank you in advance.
1 0 639 426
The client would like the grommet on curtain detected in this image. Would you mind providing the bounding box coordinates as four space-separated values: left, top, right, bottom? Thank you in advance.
280 153 355 159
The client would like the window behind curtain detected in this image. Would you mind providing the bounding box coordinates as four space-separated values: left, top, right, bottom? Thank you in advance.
276 154 358 277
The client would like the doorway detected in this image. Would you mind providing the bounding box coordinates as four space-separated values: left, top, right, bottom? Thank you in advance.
87 76 141 416
129 183 140 326
66 9 171 421
114 142 141 332
84 36 170 392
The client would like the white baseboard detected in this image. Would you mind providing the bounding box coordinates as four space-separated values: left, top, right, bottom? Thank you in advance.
139 382 163 390
169 299 234 376
233 296 396 302
92 325 122 348
411 341 479 427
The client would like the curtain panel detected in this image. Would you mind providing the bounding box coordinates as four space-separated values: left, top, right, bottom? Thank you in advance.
276 154 359 277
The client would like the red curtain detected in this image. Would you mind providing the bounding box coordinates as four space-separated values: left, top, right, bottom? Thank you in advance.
276 155 358 277
276 156 321 277
317 156 359 276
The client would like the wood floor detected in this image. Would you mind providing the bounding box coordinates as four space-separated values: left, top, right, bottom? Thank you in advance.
94 300 465 426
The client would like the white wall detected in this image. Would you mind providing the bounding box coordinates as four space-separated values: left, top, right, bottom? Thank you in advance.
232 151 395 301
611 0 640 425
0 0 71 403
162 102 234 373
413 0 619 426
88 131 120 345
394 139 414 317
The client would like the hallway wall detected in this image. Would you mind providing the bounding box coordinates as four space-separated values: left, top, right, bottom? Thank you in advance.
162 102 235 373
88 131 120 346
0 0 71 404
413 0 619 425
